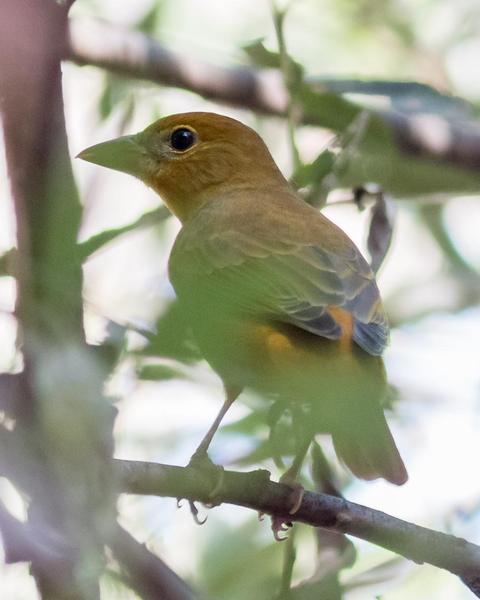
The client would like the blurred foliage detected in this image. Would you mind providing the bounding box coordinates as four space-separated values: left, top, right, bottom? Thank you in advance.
138 299 201 364
3 0 479 598
78 207 169 259
71 1 480 596
199 520 284 599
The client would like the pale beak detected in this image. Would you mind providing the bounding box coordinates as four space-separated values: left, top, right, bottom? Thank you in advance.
77 133 148 178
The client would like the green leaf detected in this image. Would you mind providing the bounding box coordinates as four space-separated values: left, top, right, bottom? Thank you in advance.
0 248 15 277
139 299 201 363
298 82 480 196
243 39 303 87
292 150 335 189
313 79 473 121
299 84 388 147
243 38 282 69
200 519 283 600
77 206 169 261
137 363 185 381
418 203 479 280
98 75 132 122
222 409 268 435
135 1 164 35
233 437 290 467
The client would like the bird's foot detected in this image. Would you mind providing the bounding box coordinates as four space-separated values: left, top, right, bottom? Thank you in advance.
187 449 225 505
267 474 304 541
279 472 305 515
271 516 293 541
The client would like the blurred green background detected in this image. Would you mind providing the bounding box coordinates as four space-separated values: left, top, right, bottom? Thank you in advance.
1 0 480 597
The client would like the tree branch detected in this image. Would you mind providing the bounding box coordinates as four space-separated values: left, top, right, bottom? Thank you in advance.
0 496 196 600
116 459 480 597
0 1 114 597
108 525 197 600
67 18 480 184
0 500 71 569
67 19 287 120
0 422 197 600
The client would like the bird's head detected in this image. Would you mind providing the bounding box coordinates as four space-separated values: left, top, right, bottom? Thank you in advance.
78 112 286 221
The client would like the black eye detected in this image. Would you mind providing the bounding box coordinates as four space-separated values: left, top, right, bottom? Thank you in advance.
170 127 196 152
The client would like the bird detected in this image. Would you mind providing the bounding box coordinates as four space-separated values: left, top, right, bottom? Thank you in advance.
78 112 408 491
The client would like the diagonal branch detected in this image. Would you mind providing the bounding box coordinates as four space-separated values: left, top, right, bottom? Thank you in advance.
0 423 198 600
67 19 288 119
66 18 480 180
108 525 197 600
0 496 197 600
0 500 66 566
116 459 480 597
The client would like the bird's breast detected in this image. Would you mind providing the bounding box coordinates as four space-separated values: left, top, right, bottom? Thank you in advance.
188 308 383 399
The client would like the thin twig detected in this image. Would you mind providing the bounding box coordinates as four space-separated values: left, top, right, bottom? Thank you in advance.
272 2 301 172
279 528 297 597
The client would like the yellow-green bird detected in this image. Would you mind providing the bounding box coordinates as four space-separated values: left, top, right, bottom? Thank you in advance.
79 112 407 487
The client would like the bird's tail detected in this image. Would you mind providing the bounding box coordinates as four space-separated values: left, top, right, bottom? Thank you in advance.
332 408 408 486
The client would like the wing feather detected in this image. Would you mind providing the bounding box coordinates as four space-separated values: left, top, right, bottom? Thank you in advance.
170 205 389 356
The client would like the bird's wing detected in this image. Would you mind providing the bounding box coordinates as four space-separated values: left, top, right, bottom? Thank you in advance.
170 217 388 356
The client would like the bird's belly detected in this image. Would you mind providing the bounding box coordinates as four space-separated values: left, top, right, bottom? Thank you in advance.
193 316 386 407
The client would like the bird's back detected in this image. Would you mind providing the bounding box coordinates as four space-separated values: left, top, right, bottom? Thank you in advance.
170 184 388 357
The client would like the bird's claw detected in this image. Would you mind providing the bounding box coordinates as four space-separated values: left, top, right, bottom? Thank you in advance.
188 500 207 525
271 516 293 541
267 474 304 541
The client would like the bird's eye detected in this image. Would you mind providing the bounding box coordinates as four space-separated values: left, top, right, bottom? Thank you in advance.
170 127 196 152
